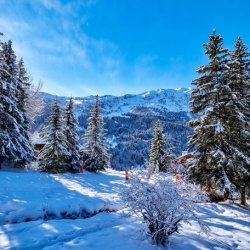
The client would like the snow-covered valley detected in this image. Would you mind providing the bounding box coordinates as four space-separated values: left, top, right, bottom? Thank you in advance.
1 170 249 250
33 88 192 169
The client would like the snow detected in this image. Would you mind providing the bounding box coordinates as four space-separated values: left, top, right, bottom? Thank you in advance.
0 169 250 249
215 121 224 133
31 131 44 144
0 212 156 250
72 99 83 105
42 87 191 119
0 169 123 225
107 135 118 149
2 81 7 90
142 91 151 97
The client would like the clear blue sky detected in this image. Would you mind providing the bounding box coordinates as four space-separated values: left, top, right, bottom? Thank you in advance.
0 0 250 96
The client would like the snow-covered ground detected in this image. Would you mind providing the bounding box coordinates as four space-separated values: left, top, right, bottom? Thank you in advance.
0 169 124 225
0 169 249 249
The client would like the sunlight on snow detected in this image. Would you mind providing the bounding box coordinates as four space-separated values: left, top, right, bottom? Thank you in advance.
40 223 59 233
51 175 117 201
0 229 10 248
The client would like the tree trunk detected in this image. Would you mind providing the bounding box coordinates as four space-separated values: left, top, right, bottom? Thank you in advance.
224 188 230 201
0 157 4 169
240 186 246 206
205 179 212 193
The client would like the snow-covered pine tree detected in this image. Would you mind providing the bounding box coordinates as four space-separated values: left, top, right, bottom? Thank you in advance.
16 58 33 132
63 97 80 172
39 100 70 173
81 95 110 172
188 30 237 198
149 120 165 172
0 34 5 167
225 37 250 204
0 40 33 168
17 59 30 113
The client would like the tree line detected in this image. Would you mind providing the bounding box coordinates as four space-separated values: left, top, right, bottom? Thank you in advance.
38 96 110 173
1 30 249 204
0 33 110 172
149 30 250 205
0 35 34 168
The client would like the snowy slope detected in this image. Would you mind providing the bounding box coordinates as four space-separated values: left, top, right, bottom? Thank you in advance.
99 88 190 117
0 170 124 225
41 87 190 118
0 170 250 250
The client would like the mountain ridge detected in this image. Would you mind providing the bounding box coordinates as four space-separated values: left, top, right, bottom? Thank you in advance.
40 87 191 117
34 87 192 169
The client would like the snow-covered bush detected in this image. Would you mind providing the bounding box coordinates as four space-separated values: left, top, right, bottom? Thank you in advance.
121 172 207 245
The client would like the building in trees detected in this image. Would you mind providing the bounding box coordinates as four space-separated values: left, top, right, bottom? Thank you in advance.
81 96 110 172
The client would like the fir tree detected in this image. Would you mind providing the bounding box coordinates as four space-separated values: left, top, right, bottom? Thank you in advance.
16 58 34 155
188 30 236 198
225 37 250 204
0 40 33 168
149 120 165 172
39 100 70 173
81 96 110 172
63 97 80 172
17 58 31 117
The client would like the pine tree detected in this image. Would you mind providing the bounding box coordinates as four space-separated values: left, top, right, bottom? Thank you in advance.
39 100 70 173
188 30 237 198
149 120 165 172
17 58 31 118
81 96 110 172
225 37 250 204
0 40 33 168
16 58 34 159
63 97 80 172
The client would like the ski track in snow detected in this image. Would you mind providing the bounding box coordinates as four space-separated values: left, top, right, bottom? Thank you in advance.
0 169 250 250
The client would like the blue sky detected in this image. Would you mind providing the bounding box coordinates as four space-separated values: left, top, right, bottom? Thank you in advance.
0 0 250 96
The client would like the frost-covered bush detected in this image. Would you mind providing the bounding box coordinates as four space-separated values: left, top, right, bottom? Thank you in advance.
121 172 207 245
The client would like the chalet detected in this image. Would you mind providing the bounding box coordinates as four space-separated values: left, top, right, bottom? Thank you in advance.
176 152 193 164
31 132 45 152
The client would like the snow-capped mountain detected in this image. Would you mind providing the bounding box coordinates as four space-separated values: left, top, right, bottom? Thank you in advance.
34 88 192 169
40 88 190 117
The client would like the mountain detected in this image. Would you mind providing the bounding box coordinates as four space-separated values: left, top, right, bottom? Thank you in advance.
32 88 192 169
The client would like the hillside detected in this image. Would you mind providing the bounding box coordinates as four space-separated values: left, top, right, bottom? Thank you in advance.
33 88 192 169
0 170 249 250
